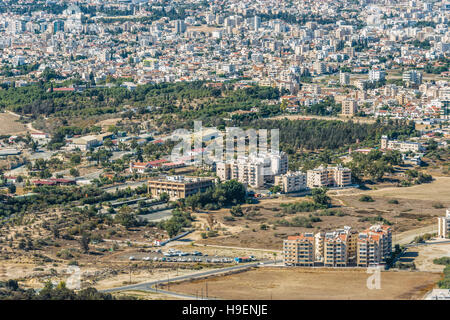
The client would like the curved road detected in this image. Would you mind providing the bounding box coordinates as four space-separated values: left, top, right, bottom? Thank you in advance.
101 260 279 299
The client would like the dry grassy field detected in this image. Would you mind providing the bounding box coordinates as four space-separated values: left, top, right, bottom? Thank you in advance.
0 112 27 135
195 183 447 250
400 242 450 272
363 177 450 202
168 267 441 300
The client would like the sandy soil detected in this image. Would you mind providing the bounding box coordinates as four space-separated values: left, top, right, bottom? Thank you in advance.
400 242 450 272
168 267 441 300
0 112 28 135
363 177 450 202
93 267 214 291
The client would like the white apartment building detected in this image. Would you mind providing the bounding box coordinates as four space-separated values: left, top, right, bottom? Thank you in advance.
381 135 423 153
402 69 422 85
339 72 350 85
216 152 288 188
369 68 386 82
306 165 352 188
438 209 450 238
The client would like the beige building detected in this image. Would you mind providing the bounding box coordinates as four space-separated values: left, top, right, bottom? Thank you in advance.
147 176 214 200
274 171 307 193
284 226 358 267
341 99 358 116
322 226 357 267
438 209 450 238
357 225 392 267
283 234 315 266
307 165 352 188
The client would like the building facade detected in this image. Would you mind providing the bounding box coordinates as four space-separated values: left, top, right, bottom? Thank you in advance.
307 165 352 188
147 176 215 200
274 171 307 193
381 135 423 153
357 225 392 267
283 234 315 266
438 209 450 238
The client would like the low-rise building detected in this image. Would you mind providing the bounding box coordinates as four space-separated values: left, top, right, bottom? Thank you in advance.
147 176 215 200
381 135 423 153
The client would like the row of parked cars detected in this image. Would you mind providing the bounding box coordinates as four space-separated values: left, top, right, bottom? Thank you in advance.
129 256 233 263
163 249 203 257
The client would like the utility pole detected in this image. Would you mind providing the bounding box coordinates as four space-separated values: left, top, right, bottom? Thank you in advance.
206 282 208 298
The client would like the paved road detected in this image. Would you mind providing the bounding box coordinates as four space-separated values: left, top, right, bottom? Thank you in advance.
101 260 278 298
405 239 450 248
393 225 438 245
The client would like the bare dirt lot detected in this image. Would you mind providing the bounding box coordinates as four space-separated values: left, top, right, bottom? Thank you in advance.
168 267 441 300
0 112 27 135
195 182 448 250
400 242 450 272
362 177 450 202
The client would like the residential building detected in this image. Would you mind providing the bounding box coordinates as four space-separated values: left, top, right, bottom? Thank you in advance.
307 165 352 188
341 99 358 116
323 226 357 267
437 209 450 238
403 70 422 85
357 225 392 267
339 72 350 85
380 135 423 153
147 176 215 200
216 152 288 188
283 234 315 266
369 68 386 82
274 171 307 193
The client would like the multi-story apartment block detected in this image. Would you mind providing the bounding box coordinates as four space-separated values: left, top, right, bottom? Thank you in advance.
341 99 358 116
438 209 450 239
284 226 358 267
274 171 307 193
403 69 422 85
323 232 349 267
440 100 450 119
339 72 350 85
283 234 315 266
381 136 423 153
322 226 357 267
357 225 392 267
147 176 214 200
216 152 288 188
369 68 386 82
307 165 352 188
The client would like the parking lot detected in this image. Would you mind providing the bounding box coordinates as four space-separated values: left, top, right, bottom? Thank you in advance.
125 249 256 264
